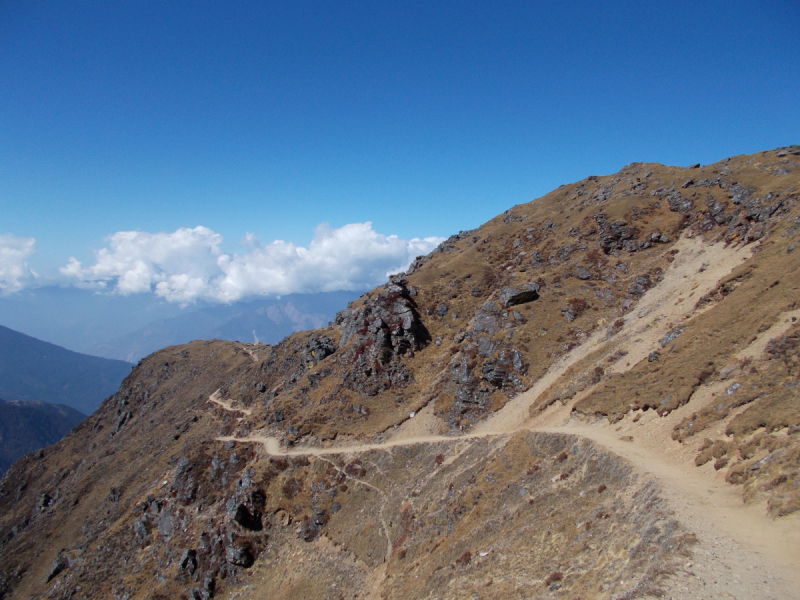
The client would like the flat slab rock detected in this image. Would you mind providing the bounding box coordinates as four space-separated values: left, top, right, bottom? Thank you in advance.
499 283 540 307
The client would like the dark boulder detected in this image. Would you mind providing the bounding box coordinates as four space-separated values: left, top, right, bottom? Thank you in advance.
627 275 653 297
133 518 148 540
157 506 174 539
499 283 540 307
472 304 500 336
648 232 670 243
171 456 196 505
46 550 70 582
233 504 262 531
481 363 508 387
477 336 495 357
226 545 254 568
595 214 637 254
302 335 336 367
179 549 198 575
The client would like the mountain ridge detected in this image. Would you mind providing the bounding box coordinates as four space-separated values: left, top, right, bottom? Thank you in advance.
0 325 132 415
86 291 360 363
0 399 86 475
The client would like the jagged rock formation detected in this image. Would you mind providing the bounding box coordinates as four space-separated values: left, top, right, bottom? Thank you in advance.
1 147 800 599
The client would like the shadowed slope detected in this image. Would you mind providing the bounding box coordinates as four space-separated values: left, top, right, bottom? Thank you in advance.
0 326 132 415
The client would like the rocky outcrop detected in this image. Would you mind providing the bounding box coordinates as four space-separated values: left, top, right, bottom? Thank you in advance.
596 213 638 254
302 335 336 367
336 277 429 354
335 277 430 396
498 283 540 307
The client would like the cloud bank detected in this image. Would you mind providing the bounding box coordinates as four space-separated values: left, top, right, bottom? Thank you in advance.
0 234 37 295
61 223 444 303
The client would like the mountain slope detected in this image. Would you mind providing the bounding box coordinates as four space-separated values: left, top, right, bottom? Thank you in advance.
0 326 132 415
1 146 799 599
0 399 85 474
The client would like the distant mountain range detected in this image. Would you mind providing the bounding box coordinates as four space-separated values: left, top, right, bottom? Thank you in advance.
0 289 360 362
0 398 85 474
0 325 132 415
86 291 360 362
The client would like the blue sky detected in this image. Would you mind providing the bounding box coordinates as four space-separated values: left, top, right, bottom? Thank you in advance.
1 0 799 303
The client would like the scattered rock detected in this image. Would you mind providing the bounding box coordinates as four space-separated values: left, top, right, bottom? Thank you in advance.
627 275 653 297
667 190 693 213
226 545 254 568
596 214 637 254
661 326 685 347
46 551 70 582
179 549 198 574
498 283 540 307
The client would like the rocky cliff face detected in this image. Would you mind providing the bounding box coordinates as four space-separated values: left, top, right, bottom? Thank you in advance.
1 147 800 599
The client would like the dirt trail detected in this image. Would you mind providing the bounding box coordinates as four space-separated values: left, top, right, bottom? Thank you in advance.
220 421 800 598
214 236 800 598
220 420 800 599
208 389 253 416
549 420 800 599
216 432 478 457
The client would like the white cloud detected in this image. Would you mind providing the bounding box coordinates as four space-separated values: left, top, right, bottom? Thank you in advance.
0 234 37 294
61 223 444 304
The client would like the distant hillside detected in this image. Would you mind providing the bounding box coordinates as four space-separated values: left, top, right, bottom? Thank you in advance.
86 291 359 362
0 286 186 358
0 399 85 474
0 326 132 415
0 289 360 363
